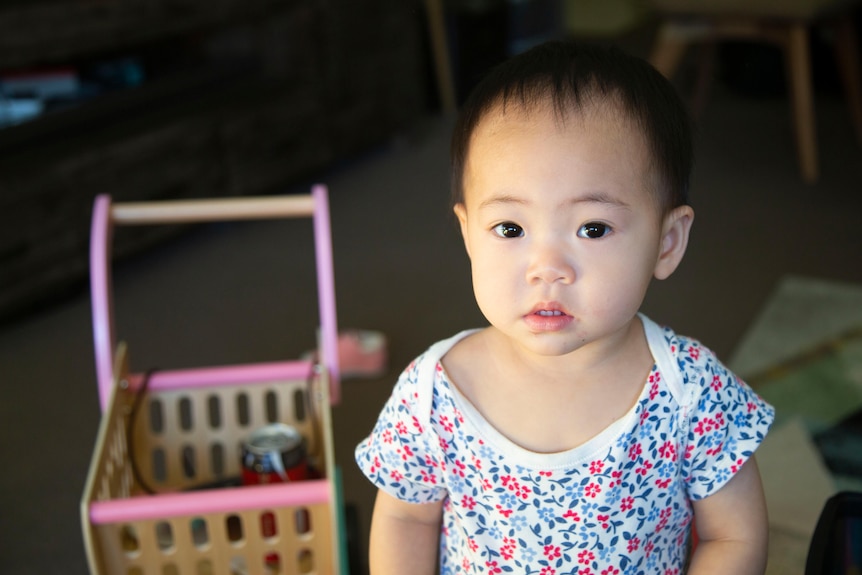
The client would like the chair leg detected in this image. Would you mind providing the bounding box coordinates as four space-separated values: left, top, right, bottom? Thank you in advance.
650 21 690 79
832 19 862 145
424 0 457 114
784 22 819 183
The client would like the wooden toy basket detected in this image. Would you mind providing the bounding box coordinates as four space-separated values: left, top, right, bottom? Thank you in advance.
81 186 346 575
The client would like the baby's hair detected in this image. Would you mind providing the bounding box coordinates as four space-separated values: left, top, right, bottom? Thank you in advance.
450 41 693 215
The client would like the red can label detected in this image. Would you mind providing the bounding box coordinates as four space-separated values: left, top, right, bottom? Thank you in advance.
240 423 308 485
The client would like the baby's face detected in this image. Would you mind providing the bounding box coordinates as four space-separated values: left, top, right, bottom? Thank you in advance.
454 101 671 358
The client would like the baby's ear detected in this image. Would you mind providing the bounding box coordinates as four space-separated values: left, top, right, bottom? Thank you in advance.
654 205 694 280
454 203 471 259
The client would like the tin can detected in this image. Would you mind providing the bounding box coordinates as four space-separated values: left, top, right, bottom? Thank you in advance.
240 423 308 485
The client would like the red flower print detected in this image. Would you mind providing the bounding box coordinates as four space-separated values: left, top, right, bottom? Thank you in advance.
706 442 724 457
439 415 454 433
496 504 513 518
501 537 517 561
627 537 641 552
420 470 437 484
628 443 643 460
590 460 604 474
658 441 676 461
649 382 660 400
685 445 694 459
539 470 553 477
602 567 620 575
731 458 744 473
645 540 655 557
412 415 424 433
578 550 595 565
438 437 449 450
370 456 381 474
454 459 466 478
598 514 610 529
540 567 557 575
544 545 561 560
609 470 623 488
390 470 403 481
462 557 471 571
694 417 717 435
564 509 581 522
711 375 723 391
472 455 483 470
688 346 700 360
468 538 479 552
461 495 476 510
747 401 757 413
398 445 414 461
485 560 502 574
620 496 634 512
382 429 393 444
635 460 653 476
395 421 408 435
655 478 672 489
585 482 602 498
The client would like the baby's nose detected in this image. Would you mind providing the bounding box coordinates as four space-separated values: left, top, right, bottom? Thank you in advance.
526 243 575 284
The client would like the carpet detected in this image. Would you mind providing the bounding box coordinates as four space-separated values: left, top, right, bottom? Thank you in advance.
728 275 862 574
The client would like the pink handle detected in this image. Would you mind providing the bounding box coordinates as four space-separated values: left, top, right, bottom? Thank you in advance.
89 187 340 411
90 195 116 411
89 479 331 524
313 184 340 401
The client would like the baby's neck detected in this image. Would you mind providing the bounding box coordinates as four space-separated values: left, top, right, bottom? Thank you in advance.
442 320 654 453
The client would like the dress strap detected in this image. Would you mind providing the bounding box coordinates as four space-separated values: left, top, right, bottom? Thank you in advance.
640 313 686 405
415 330 479 429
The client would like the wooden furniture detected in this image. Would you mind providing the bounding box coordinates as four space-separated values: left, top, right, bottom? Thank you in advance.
648 0 862 183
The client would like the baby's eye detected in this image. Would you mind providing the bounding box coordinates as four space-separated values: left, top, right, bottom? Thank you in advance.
493 222 524 238
577 222 611 239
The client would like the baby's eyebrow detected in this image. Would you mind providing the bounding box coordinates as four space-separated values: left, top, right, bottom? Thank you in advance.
478 191 631 210
569 192 631 210
478 194 527 209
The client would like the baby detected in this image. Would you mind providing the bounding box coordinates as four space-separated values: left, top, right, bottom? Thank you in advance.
356 41 774 575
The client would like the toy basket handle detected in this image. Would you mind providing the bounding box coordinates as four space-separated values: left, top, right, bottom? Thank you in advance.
89 185 340 411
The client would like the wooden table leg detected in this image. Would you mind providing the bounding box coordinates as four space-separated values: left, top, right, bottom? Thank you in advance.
785 22 818 183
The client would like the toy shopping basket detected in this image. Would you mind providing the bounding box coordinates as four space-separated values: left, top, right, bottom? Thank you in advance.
80 185 347 575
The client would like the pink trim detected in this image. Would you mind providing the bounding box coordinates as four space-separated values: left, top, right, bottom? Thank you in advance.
125 360 314 391
313 185 341 402
90 195 116 412
89 479 330 524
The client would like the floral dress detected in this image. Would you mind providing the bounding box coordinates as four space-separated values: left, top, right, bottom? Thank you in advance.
355 315 774 575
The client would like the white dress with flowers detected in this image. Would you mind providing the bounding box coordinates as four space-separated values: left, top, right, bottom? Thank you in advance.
355 315 774 575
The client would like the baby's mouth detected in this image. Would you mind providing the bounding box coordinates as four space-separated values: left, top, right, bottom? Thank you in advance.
535 310 565 317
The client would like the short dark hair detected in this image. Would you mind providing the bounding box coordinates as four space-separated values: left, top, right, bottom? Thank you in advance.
450 41 693 214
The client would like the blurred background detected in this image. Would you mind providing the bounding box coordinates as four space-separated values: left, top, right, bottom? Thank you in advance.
1 1 861 574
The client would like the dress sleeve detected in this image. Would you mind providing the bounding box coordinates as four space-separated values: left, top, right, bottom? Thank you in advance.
678 340 775 500
355 356 448 504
